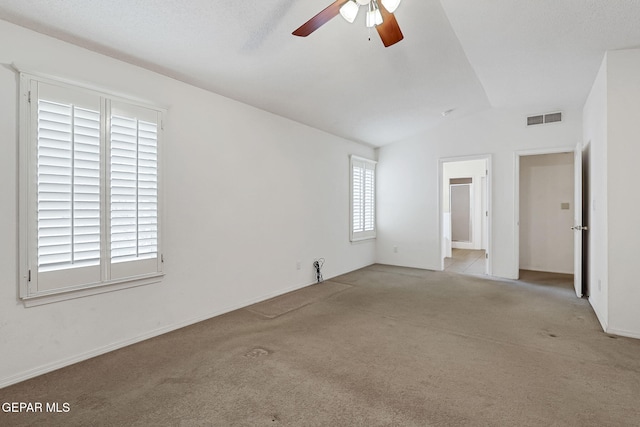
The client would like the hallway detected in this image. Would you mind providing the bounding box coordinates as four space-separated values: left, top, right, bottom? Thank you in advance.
444 248 486 275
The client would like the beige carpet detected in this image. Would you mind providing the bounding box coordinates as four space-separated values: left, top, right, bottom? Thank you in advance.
1 265 640 426
245 281 351 318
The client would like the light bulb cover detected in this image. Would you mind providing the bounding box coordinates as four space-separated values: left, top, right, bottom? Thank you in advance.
339 0 359 23
381 0 401 13
365 10 375 27
374 9 383 25
366 11 383 27
366 1 383 27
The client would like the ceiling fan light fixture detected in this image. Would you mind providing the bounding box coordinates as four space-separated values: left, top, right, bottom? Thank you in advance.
381 0 401 13
292 0 403 47
366 1 383 28
339 0 359 23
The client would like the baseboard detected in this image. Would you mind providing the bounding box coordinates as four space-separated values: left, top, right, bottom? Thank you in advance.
519 266 574 275
605 327 640 340
0 277 331 389
451 242 477 250
587 298 640 340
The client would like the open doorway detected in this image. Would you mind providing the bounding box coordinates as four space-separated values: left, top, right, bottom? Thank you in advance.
440 157 491 275
517 152 574 281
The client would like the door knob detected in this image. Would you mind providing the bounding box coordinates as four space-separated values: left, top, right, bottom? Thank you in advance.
571 225 588 231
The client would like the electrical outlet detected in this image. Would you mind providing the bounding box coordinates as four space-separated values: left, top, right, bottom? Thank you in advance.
296 261 301 270
598 279 602 291
393 246 398 253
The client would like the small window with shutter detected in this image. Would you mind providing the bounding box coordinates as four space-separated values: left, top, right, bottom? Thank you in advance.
18 72 164 305
350 155 376 241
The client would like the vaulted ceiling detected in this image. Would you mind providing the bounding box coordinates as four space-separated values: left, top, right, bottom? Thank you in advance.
2 0 640 146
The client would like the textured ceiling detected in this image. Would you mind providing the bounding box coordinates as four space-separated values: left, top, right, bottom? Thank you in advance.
440 0 640 111
1 1 639 146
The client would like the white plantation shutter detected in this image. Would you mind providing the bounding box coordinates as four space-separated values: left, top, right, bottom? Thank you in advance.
111 115 139 262
350 156 376 241
352 164 364 233
37 101 101 271
363 167 375 231
34 83 102 291
137 121 159 258
37 100 73 270
110 102 159 279
20 74 163 302
110 115 158 262
72 107 102 265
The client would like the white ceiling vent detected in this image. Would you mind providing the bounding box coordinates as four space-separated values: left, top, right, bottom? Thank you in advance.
527 112 562 126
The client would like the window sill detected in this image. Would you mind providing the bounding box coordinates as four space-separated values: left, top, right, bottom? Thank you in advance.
21 273 164 307
350 235 377 243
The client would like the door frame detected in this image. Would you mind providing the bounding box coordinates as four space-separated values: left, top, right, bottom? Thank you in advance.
439 154 492 275
513 146 577 280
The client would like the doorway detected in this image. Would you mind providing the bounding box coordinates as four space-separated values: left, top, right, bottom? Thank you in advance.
440 156 491 275
450 180 472 244
517 151 575 280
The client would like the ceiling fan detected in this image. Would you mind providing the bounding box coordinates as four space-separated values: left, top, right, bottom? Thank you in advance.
293 0 404 48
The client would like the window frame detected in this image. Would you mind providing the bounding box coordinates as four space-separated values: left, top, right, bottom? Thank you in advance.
350 155 377 242
17 69 165 307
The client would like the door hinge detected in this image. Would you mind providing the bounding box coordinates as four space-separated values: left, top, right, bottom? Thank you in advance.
161 254 164 263
161 120 164 131
28 269 32 282
28 91 31 103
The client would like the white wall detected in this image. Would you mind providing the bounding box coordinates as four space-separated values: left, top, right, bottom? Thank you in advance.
519 153 574 274
442 159 486 250
377 107 581 278
583 56 608 331
582 48 640 339
606 49 640 338
0 19 376 387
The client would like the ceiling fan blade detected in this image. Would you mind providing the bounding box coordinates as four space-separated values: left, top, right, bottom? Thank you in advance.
293 0 349 37
376 3 404 47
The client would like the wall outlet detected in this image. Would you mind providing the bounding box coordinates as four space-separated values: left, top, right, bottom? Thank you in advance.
296 261 301 270
598 279 602 292
393 246 398 253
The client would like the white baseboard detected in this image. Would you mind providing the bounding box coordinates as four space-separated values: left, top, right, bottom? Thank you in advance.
605 327 640 340
0 278 327 389
587 298 640 340
518 266 573 275
451 242 476 250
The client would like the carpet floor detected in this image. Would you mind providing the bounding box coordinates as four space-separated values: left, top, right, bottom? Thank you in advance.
1 265 639 426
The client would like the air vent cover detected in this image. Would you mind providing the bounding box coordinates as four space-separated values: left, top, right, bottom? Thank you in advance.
527 111 562 126
544 112 562 123
527 115 544 126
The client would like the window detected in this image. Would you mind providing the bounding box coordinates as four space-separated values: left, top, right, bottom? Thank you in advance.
19 72 163 305
350 155 376 241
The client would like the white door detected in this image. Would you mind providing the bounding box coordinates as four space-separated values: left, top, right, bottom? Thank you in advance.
572 144 583 297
